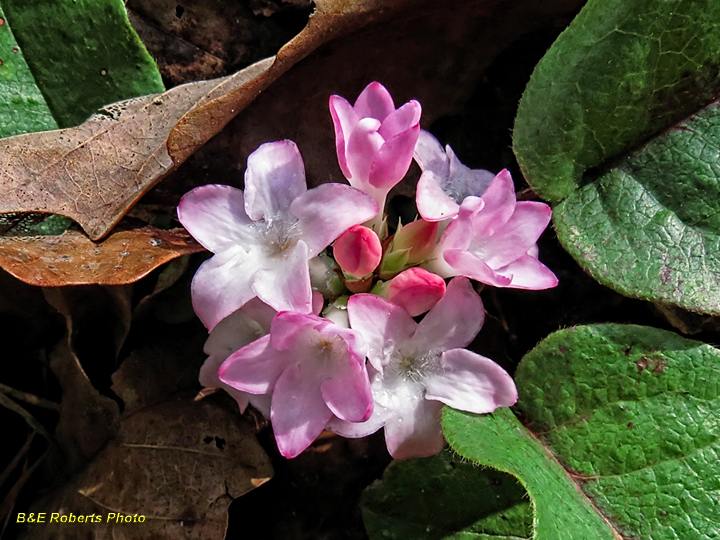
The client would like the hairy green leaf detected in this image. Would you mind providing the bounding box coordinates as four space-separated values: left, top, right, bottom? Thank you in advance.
444 324 720 539
362 449 532 540
513 0 720 314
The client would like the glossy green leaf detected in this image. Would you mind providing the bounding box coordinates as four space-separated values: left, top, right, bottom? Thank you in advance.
513 0 720 314
362 449 532 540
443 324 720 540
0 5 56 136
2 0 164 128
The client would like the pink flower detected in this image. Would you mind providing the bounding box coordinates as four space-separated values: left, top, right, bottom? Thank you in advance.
329 277 517 459
178 140 378 330
199 298 276 414
218 312 373 458
385 267 446 317
199 293 324 416
414 130 496 221
424 171 558 290
333 225 382 278
329 82 422 217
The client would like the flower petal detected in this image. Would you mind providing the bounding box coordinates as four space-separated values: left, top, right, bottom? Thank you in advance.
479 201 552 269
321 352 373 422
384 397 444 459
445 147 495 200
271 364 333 458
191 247 258 330
346 117 384 183
178 184 256 253
326 404 390 438
443 249 513 287
347 293 417 371
252 241 313 313
198 354 251 413
329 95 359 179
415 276 485 351
469 169 516 235
203 298 275 357
244 140 307 221
495 254 559 290
353 81 396 120
425 348 518 413
368 123 420 189
377 100 421 140
292 184 379 257
417 170 460 221
218 335 288 394
414 129 448 174
269 310 318 351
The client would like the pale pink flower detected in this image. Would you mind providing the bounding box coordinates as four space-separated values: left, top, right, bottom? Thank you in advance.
199 298 276 414
329 277 517 459
199 294 324 416
333 225 382 278
329 82 421 219
218 312 373 458
178 140 378 330
424 171 558 290
414 130 496 221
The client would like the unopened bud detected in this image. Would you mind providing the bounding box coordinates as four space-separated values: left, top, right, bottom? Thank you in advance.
385 267 446 316
333 225 382 278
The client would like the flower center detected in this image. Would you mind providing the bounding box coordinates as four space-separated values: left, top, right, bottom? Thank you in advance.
386 348 441 383
258 218 301 257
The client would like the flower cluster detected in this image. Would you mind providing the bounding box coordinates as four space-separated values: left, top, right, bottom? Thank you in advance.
179 82 557 459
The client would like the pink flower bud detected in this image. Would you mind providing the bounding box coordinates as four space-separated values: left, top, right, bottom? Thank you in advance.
334 225 382 278
378 219 438 279
392 219 439 264
386 267 446 317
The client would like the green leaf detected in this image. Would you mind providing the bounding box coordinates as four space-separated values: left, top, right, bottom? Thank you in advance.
362 449 532 540
2 0 164 128
0 5 56 136
443 324 720 540
554 103 720 313
512 0 720 314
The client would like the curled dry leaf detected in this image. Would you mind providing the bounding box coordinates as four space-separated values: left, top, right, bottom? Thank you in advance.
0 57 273 242
0 227 203 287
21 397 273 540
0 0 414 244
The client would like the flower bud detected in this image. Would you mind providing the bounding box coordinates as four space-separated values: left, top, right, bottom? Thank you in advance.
378 219 438 279
333 225 382 278
385 267 446 316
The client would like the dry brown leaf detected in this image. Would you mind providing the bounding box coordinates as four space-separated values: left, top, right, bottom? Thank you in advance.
0 0 414 242
0 57 273 241
0 227 203 286
22 397 273 540
43 288 122 471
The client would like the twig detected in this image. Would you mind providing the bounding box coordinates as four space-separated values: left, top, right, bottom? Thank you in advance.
0 392 53 441
0 449 48 537
0 383 60 411
0 432 35 491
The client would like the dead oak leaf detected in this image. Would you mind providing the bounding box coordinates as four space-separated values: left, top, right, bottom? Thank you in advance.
23 397 273 540
0 57 273 241
0 226 203 287
0 0 414 243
